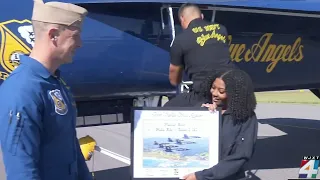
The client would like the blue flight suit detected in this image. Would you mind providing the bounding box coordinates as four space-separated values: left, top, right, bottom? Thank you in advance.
0 55 92 180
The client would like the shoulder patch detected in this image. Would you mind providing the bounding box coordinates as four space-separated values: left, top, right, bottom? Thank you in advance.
48 89 68 115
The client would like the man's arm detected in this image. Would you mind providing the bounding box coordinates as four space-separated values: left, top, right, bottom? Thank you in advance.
169 64 183 86
76 137 93 180
195 115 258 180
0 89 43 180
169 38 184 86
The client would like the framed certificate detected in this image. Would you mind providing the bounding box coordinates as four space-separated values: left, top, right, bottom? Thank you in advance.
130 107 221 180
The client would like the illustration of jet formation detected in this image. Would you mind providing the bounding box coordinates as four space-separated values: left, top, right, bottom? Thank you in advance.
153 134 201 152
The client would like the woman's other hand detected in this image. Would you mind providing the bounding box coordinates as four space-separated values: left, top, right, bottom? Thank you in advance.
201 103 217 112
182 173 197 180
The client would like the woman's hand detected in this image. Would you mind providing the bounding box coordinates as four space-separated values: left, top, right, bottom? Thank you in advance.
201 103 217 112
182 173 197 180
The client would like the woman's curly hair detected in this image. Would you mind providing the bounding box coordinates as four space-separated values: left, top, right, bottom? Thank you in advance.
199 69 257 122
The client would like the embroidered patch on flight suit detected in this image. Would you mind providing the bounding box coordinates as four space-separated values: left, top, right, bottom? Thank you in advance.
48 89 68 115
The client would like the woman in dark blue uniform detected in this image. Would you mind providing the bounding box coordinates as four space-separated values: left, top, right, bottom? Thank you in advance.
183 69 258 180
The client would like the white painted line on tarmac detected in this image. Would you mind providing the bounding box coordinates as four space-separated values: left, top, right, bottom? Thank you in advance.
265 122 320 131
258 123 287 137
95 146 131 165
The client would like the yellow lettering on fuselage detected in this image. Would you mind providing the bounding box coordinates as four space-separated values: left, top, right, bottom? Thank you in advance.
228 33 304 73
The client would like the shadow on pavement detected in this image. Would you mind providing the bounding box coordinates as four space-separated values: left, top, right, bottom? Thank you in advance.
92 166 131 180
248 118 320 170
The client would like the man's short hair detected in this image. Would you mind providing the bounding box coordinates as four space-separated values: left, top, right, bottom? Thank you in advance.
178 3 201 17
32 20 66 38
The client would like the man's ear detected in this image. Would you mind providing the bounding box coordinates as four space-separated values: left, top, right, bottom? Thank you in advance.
179 16 184 23
48 28 60 41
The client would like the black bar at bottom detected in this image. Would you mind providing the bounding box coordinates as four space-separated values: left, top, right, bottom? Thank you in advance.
288 179 320 180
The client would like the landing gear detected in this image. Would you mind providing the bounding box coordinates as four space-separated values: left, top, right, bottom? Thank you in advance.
133 96 165 107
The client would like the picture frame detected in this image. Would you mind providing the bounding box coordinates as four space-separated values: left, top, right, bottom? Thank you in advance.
130 107 222 180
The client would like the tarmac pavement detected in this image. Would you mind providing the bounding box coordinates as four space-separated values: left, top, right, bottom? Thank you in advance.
1 103 320 180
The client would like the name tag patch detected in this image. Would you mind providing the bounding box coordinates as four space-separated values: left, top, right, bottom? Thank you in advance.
48 89 68 115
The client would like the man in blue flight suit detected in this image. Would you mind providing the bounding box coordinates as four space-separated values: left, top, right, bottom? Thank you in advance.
0 0 92 180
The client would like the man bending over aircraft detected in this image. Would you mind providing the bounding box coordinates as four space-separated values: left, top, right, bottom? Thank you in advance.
165 3 237 107
0 0 91 180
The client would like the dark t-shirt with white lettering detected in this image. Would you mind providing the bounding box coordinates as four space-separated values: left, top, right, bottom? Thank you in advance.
170 18 236 91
